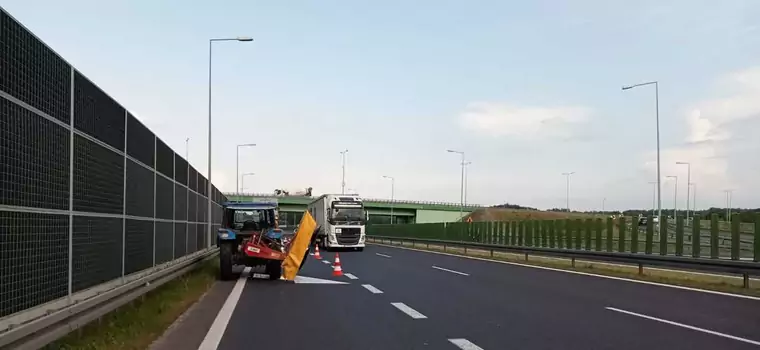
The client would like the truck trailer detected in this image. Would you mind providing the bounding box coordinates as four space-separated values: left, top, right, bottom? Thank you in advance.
307 194 367 251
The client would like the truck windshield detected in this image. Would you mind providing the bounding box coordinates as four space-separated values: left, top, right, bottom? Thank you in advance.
330 206 365 224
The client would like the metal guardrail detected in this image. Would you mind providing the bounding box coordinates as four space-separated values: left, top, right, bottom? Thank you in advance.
0 249 218 350
368 236 760 288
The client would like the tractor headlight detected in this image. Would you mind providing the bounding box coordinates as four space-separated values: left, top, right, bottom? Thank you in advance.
221 233 229 238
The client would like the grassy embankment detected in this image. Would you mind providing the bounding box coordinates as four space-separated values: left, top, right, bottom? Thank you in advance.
48 260 218 350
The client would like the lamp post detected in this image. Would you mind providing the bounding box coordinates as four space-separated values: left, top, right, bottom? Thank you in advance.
463 161 472 206
185 138 190 161
724 190 733 222
562 172 575 212
676 161 691 222
623 81 661 232
648 181 657 217
447 149 466 221
666 175 678 218
241 172 255 193
602 197 606 212
236 143 256 193
340 149 348 194
208 36 253 247
382 175 395 224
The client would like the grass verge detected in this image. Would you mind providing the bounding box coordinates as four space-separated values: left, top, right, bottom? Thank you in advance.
48 259 218 350
372 240 760 298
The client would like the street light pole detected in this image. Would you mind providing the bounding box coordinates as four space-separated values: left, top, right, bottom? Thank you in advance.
463 161 471 206
208 36 252 247
602 197 606 212
666 175 677 217
648 181 657 216
340 149 348 194
447 150 465 221
724 190 733 222
562 172 575 212
382 176 395 224
236 143 256 193
623 81 661 232
241 172 255 192
676 161 691 222
690 183 696 215
185 138 190 161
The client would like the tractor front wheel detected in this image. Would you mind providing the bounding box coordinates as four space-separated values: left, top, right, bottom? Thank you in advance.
219 243 234 281
266 260 282 280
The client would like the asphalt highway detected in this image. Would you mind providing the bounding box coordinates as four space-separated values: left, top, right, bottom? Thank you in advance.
153 244 760 350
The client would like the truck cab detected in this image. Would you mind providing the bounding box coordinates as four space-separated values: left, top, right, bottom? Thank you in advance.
308 194 367 251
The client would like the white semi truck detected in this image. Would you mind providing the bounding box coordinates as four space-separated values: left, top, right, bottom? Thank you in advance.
307 194 366 251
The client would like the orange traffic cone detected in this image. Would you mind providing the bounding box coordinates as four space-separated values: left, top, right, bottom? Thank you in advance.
332 253 343 277
314 245 322 260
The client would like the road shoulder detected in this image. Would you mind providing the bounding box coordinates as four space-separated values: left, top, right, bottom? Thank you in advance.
149 280 236 350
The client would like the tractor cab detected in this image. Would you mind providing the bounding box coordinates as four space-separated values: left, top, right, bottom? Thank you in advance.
223 201 280 237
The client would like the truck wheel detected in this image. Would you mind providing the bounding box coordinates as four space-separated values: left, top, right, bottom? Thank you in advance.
357 247 364 252
266 260 282 280
219 243 234 281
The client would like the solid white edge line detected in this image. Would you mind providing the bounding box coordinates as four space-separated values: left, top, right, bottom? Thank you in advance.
344 273 359 280
605 307 760 346
361 284 383 294
448 338 485 350
197 267 251 350
369 242 760 301
432 265 469 276
375 253 392 258
390 302 427 319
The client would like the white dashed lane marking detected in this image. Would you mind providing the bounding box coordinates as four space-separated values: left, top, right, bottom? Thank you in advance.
391 302 427 319
361 284 383 294
448 338 485 350
375 253 392 258
344 273 358 280
432 265 469 276
606 307 760 346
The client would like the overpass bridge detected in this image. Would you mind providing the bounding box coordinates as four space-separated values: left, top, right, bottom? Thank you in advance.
225 193 482 226
2 6 760 350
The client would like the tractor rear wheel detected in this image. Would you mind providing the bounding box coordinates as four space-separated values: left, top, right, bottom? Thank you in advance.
266 260 282 280
219 243 234 281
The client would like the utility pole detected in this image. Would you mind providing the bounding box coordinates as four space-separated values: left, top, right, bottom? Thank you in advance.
340 149 348 194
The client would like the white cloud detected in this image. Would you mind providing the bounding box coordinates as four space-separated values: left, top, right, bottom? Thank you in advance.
688 66 760 143
459 102 592 139
640 66 760 207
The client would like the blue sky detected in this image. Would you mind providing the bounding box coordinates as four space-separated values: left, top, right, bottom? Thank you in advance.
4 0 759 210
